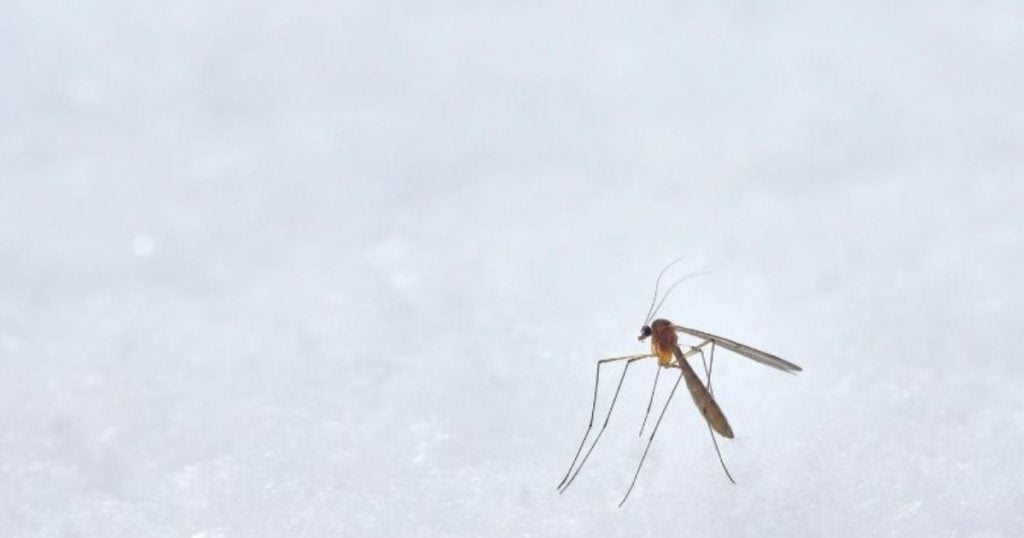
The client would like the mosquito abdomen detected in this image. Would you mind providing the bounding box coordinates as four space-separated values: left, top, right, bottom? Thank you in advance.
673 346 734 438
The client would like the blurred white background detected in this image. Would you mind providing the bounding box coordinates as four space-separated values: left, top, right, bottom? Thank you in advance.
2 1 1023 536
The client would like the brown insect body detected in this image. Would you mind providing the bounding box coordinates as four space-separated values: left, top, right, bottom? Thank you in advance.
649 318 733 438
648 319 678 366
673 345 734 438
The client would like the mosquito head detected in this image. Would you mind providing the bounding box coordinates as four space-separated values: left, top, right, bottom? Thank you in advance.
638 325 653 342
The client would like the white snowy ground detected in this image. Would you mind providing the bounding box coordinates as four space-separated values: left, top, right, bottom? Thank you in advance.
2 2 1023 536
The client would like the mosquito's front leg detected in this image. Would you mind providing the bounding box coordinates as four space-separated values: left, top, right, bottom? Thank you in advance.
557 353 653 492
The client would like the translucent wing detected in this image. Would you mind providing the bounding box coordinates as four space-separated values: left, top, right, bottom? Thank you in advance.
674 325 802 373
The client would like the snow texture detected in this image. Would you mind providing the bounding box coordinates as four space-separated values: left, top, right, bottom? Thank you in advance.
2 1 1023 536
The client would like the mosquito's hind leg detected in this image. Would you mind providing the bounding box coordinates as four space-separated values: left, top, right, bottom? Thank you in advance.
704 418 736 484
704 341 717 395
683 339 713 395
685 342 736 484
557 353 652 492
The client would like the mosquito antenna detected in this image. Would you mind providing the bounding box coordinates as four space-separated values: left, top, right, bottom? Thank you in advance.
643 257 686 324
648 270 714 322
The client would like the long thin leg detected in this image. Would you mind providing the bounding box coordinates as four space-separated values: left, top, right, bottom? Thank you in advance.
556 354 652 491
618 370 684 507
707 341 717 395
689 339 712 396
704 419 736 484
637 365 661 438
693 341 734 483
559 355 653 493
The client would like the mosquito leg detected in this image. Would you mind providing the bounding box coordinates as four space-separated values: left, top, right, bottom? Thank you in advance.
696 348 709 395
556 354 651 491
706 341 717 395
619 369 683 506
671 347 736 485
637 365 661 438
704 419 736 484
696 342 733 483
687 340 712 396
559 354 653 493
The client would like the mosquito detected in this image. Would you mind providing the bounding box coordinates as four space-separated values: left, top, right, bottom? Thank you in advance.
555 258 802 506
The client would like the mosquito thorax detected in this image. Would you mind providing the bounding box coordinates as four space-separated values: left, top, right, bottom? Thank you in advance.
646 319 676 366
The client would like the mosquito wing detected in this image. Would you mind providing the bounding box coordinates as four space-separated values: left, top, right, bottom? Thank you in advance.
674 325 802 373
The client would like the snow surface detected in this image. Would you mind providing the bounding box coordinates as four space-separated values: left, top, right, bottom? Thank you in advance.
2 1 1024 536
